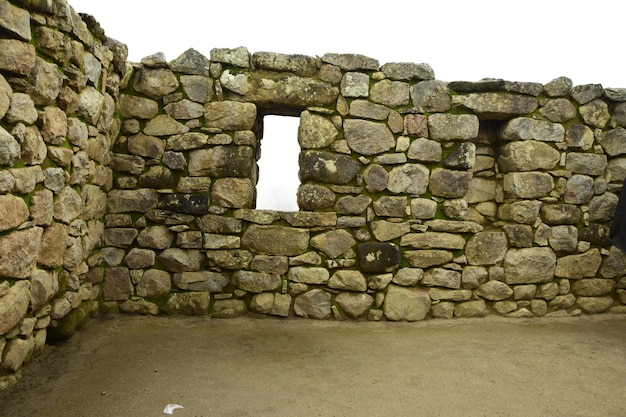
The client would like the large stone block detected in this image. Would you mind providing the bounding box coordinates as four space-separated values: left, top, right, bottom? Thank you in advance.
503 172 554 199
428 114 479 140
357 243 401 273
204 101 257 130
344 119 395 155
504 248 556 284
383 285 431 321
103 267 132 301
0 281 30 335
294 289 331 319
452 93 538 118
0 227 43 278
335 292 374 319
107 189 159 213
465 231 507 266
555 249 602 279
429 168 472 198
162 292 210 315
0 195 28 232
298 111 338 149
133 67 179 98
0 39 36 76
497 141 560 172
242 225 309 256
211 178 254 209
501 117 564 142
328 270 367 291
299 151 359 185
188 146 254 177
233 270 281 293
401 232 466 250
387 164 430 195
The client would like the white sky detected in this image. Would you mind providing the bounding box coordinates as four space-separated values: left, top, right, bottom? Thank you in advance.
68 0 626 211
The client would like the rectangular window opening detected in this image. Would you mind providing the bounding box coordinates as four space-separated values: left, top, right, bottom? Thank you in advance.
255 115 301 211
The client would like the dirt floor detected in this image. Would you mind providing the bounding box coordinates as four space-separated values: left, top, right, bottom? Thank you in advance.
0 313 625 417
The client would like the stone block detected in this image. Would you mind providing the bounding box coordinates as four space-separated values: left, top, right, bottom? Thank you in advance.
357 243 401 273
383 285 431 321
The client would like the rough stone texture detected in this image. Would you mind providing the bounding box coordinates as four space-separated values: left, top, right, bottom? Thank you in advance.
335 292 374 318
428 114 479 140
504 248 557 284
242 225 309 256
465 232 507 266
294 289 331 319
383 285 431 321
344 119 395 155
0 227 43 279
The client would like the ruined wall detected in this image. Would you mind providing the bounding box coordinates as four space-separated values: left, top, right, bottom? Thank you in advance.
0 0 127 384
106 46 626 322
2 0 626 385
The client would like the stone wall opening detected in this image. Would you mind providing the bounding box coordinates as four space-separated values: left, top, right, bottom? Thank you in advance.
255 115 300 211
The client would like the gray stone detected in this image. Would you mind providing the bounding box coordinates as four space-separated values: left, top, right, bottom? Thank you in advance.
299 151 359 184
119 94 159 119
164 99 204 120
180 75 214 103
497 141 560 172
136 270 171 299
539 98 577 122
454 299 488 318
341 72 369 97
310 229 355 258
408 138 442 163
540 204 581 225
465 231 507 265
143 115 189 136
169 48 210 75
369 79 409 107
565 124 594 151
608 158 626 184
233 270 281 293
0 127 20 166
0 281 30 335
501 117 564 142
107 189 159 214
76 86 104 124
123 248 156 269
349 100 390 120
205 101 257 131
428 114 479 140
294 289 331 319
550 294 576 310
288 267 329 285
588 193 618 222
514 284 537 300
429 168 472 198
503 224 533 248
444 142 476 170
207 250 253 270
600 246 626 279
104 228 138 248
6 93 37 124
21 126 47 165
344 119 395 155
363 164 389 193
322 53 379 71
335 195 372 215
387 164 430 195
504 248 556 284
297 184 336 211
401 232 466 250
430 302 454 319
371 220 410 242
381 62 434 81
2 337 34 372
37 223 68 267
212 178 254 209
0 39 36 76
158 249 203 272
163 292 210 315
335 293 374 318
10 166 43 194
373 196 407 217
411 80 450 112
503 172 554 199
0 227 42 278
252 51 317 76
571 84 604 104
203 234 240 250
328 270 367 291
572 279 616 296
565 153 607 176
137 225 174 250
579 100 610 128
476 280 513 301
383 285 431 321
250 293 291 318
548 225 578 252
242 225 309 256
30 269 58 309
133 68 179 98
173 271 230 292
410 198 437 219
451 93 537 117
598 128 626 156
421 268 461 289
391 268 423 286
119 299 159 315
544 77 572 97
298 111 338 149
211 46 250 67
564 174 594 204
576 296 614 314
188 146 254 178
404 250 453 268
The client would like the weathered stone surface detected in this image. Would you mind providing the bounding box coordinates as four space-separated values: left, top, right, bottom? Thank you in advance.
444 142 475 170
103 267 132 301
0 195 28 232
143 114 189 136
390 268 423 286
104 228 138 248
133 68 179 98
452 93 538 118
0 281 30 335
370 221 410 242
369 79 409 107
0 227 42 279
504 248 556 284
344 119 395 155
539 98 577 122
329 270 367 291
310 229 355 258
503 224 533 248
429 168 472 198
211 46 250 67
410 198 437 219
233 270 281 293
137 225 174 249
381 62 434 81
428 114 479 140
476 280 513 301
335 195 371 215
349 100 390 120
163 292 210 315
565 153 607 176
6 93 37 124
297 184 335 211
107 189 159 213
576 296 614 314
588 193 618 222
242 225 309 256
555 249 602 279
124 248 156 269
119 299 160 315
299 151 359 185
294 289 331 319
212 178 254 209
288 267 329 285
203 234 240 249
497 141 560 172
407 138 442 163
212 299 247 318
204 101 257 131
0 39 36 76
10 165 43 194
322 53 379 71
282 212 337 228
158 248 203 272
2 337 34 372
454 299 488 318
363 164 388 193
357 243 401 273
180 75 214 103
600 246 626 279
250 293 292 317
549 293 576 310
206 250 253 270
119 94 158 119
503 172 554 199
404 250 453 268
387 164 430 195
173 271 230 292
164 99 204 120
30 269 58 309
572 279 616 296
252 51 317 76
372 196 406 218
565 124 594 150
564 174 594 204
544 77 572 97
136 270 172 299
548 225 578 252
298 111 338 149
335 292 374 318
598 128 626 156
383 285 431 321
0 127 20 166
421 268 461 289
401 232 466 250
37 223 68 267
411 80 450 112
540 204 581 225
579 99 610 128
465 231 507 265
501 117 564 142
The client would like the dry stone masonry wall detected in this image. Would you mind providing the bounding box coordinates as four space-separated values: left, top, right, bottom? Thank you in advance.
2 0 626 383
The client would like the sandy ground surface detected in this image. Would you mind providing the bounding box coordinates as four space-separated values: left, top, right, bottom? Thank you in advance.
1 314 625 417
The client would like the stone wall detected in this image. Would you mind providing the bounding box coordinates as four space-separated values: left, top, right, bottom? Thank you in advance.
0 0 127 385
2 0 626 384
